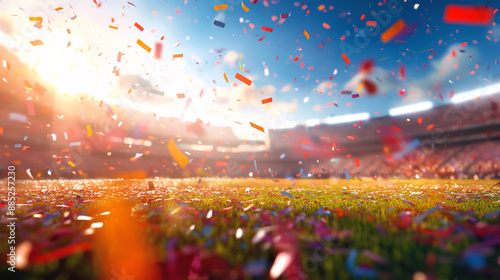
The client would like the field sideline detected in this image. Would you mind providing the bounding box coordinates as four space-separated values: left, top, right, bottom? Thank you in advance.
1 178 500 280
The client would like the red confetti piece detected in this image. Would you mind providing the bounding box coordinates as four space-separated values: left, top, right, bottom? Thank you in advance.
459 42 468 47
280 13 289 19
235 73 252 86
258 35 265 41
154 43 162 59
355 158 360 167
352 94 360 98
399 65 405 80
443 4 494 26
392 126 401 132
32 242 92 264
341 53 350 65
262 26 273 32
322 23 330 29
134 22 144 31
426 124 434 130
215 161 228 167
261 97 273 104
250 122 264 132
366 21 377 27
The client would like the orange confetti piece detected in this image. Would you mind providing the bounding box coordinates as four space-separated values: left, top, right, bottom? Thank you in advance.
242 1 250 12
0 127 3 135
214 4 228 11
426 124 434 130
417 117 423 124
261 97 273 104
109 25 118 29
322 23 330 29
318 4 325 11
136 39 151 52
224 72 228 83
30 40 43 46
381 19 406 43
29 17 42 21
250 122 264 132
55 7 63 11
176 93 185 98
173 54 183 59
168 139 189 168
235 73 252 86
134 22 144 31
341 53 350 65
303 30 310 40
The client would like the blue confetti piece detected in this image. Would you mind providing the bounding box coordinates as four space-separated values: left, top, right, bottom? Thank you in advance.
344 168 350 181
202 225 213 236
281 191 293 198
254 160 257 170
213 20 225 28
204 239 215 248
280 153 286 159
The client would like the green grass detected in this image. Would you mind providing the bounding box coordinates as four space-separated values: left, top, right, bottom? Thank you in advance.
1 178 499 279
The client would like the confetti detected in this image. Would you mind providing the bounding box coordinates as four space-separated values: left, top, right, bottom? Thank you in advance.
261 97 273 104
29 17 42 21
262 26 273 32
214 4 228 11
134 22 144 31
176 93 185 98
235 73 252 86
136 39 151 52
443 4 494 26
344 168 350 181
168 139 189 168
250 122 264 132
280 13 289 19
109 25 118 29
86 125 92 137
224 72 228 83
173 54 183 59
29 40 43 46
341 53 350 65
213 20 226 28
239 55 243 71
381 19 406 43
154 43 162 59
303 30 310 40
242 1 250 12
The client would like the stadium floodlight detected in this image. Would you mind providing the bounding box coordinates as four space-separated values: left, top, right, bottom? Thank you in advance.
451 82 500 104
388 101 433 116
305 119 320 127
325 112 370 124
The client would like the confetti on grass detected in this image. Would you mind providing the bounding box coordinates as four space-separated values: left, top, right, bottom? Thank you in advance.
250 122 264 132
213 20 225 28
344 168 350 181
280 191 293 198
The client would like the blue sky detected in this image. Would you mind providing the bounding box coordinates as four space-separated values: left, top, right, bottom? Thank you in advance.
1 0 499 137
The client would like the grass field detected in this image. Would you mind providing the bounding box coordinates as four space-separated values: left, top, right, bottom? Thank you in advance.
1 178 500 280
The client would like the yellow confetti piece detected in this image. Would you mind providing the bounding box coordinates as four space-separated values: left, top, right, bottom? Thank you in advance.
109 25 118 29
357 81 365 93
168 139 189 168
239 55 243 71
303 30 310 40
86 125 92 137
29 17 42 21
136 39 151 52
68 161 75 167
214 4 228 11
224 72 228 83
242 1 250 12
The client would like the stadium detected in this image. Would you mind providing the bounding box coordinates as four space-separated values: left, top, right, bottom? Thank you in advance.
1 1 500 280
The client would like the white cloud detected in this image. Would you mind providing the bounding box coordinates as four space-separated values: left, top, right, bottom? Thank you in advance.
223 50 240 67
